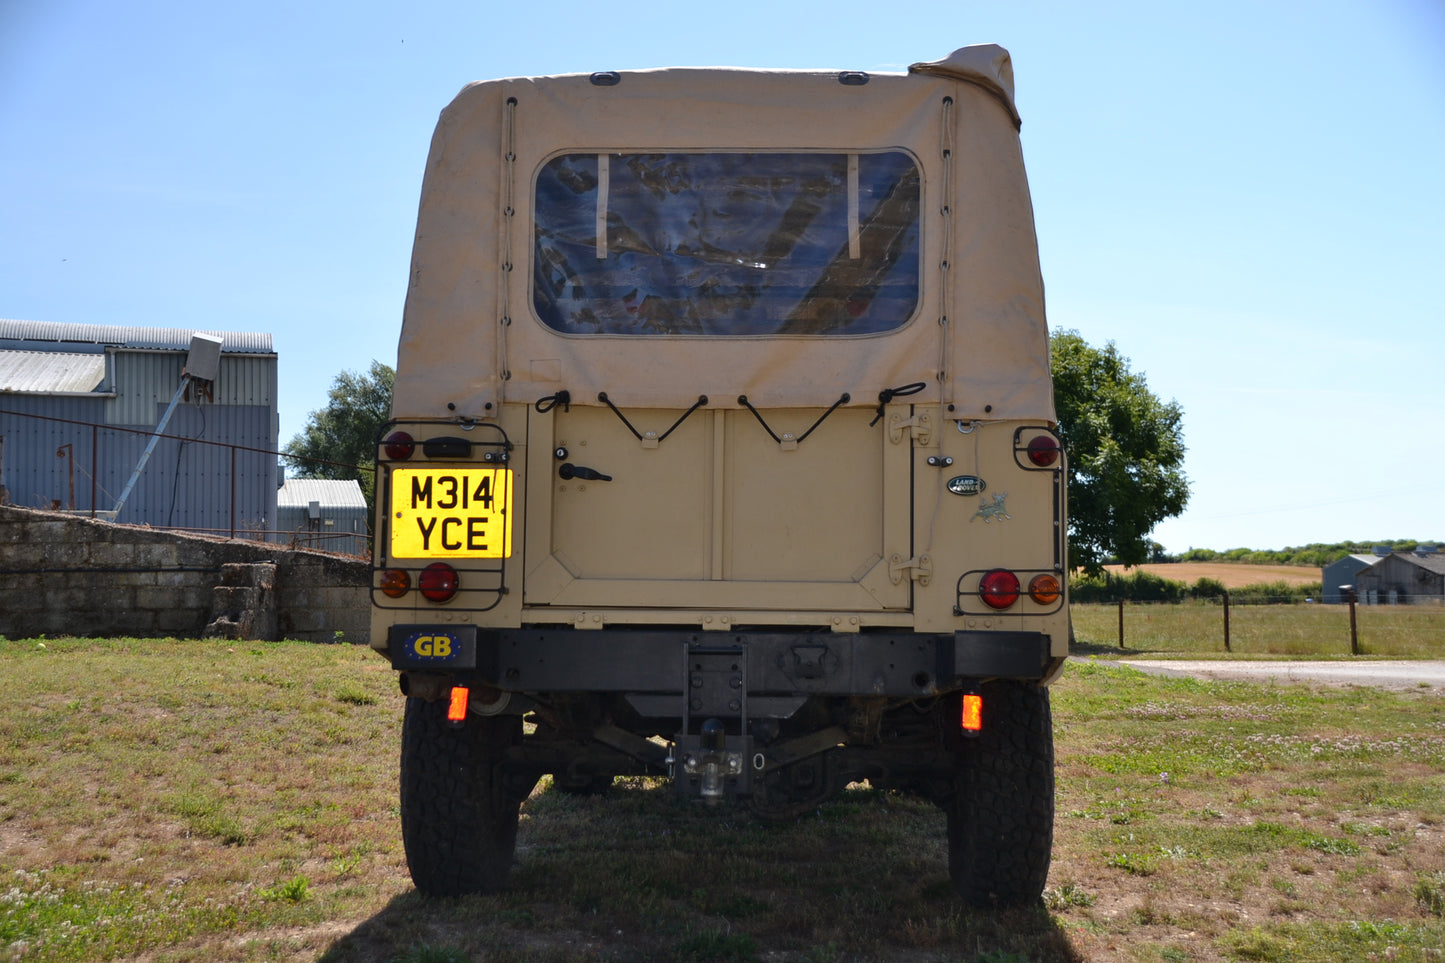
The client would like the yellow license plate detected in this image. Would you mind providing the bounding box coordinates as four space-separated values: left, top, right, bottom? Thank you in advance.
390 467 513 559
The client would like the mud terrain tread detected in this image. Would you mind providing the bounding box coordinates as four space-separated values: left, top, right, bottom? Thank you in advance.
399 698 521 897
552 774 615 796
946 680 1054 907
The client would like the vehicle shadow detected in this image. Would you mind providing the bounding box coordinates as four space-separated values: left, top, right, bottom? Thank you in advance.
1068 639 1134 657
318 786 1086 962
320 892 1084 962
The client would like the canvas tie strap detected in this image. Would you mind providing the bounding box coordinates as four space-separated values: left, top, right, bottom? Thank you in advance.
597 392 709 446
871 381 928 426
737 393 851 448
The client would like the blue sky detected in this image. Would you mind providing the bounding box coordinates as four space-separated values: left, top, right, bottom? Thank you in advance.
2 0 1441 554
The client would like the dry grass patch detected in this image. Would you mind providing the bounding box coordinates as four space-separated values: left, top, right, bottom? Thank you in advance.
1 639 1443 961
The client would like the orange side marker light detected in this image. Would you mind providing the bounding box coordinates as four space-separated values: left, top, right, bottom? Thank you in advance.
961 693 983 733
447 685 470 723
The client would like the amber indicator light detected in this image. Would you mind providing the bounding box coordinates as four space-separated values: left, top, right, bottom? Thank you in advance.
379 569 410 598
1029 573 1061 605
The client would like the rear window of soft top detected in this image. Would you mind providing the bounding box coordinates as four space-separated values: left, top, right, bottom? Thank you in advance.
533 151 921 336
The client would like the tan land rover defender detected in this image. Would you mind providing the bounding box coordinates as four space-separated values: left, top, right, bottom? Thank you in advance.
370 44 1067 907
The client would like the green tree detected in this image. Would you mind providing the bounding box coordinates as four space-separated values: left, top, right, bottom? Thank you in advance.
283 361 394 512
1050 330 1189 576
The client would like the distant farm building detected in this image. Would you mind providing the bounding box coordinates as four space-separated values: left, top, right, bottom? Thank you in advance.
275 477 368 555
1325 546 1444 604
1321 550 1387 604
1353 548 1444 604
0 319 278 536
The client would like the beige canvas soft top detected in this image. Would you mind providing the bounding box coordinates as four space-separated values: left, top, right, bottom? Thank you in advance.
392 44 1054 424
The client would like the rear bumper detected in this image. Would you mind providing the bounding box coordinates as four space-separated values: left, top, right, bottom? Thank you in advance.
387 625 1055 704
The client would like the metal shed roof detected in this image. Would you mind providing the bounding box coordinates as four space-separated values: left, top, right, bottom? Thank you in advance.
1373 552 1445 577
277 478 368 509
0 350 107 393
0 319 273 354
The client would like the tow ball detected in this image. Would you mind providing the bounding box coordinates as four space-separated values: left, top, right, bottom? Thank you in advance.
669 719 748 803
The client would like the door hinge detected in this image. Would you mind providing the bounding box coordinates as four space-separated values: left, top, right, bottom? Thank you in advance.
888 410 934 447
888 553 932 586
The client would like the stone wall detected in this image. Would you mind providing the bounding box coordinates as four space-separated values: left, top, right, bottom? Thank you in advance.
0 504 370 643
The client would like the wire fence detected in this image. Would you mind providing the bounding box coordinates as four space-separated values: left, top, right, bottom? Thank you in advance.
0 407 372 556
1072 595 1445 659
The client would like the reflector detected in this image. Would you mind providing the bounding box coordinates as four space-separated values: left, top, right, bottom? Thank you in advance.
962 693 983 731
447 686 470 722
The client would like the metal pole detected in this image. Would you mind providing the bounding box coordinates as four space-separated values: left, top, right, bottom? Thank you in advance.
90 424 98 518
230 445 237 539
112 377 190 517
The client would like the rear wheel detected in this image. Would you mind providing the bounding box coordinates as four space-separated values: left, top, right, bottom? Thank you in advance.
943 680 1054 907
399 697 522 897
551 773 615 795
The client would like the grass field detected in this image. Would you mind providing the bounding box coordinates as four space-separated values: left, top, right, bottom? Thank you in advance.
1072 600 1445 658
1 637 1443 962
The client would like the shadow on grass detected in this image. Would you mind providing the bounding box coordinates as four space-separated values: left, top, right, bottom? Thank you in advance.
1069 639 1135 657
319 786 1085 962
320 892 1083 963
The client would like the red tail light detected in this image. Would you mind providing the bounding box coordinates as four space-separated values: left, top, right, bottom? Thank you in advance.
1029 573 1061 605
1026 435 1060 467
418 562 459 603
384 431 416 461
979 569 1020 609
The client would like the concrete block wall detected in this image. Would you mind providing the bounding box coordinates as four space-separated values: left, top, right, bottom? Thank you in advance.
0 504 370 643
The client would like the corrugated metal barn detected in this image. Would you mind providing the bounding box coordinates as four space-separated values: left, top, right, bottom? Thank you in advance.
1355 549 1445 604
1320 552 1384 604
275 477 368 555
0 319 279 536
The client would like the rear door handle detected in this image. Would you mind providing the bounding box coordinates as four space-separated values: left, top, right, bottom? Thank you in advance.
558 463 612 482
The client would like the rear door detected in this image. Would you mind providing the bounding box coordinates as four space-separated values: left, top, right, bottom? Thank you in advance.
523 402 912 612
523 149 924 614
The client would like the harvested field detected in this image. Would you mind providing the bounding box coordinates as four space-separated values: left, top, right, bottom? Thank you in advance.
1102 561 1320 588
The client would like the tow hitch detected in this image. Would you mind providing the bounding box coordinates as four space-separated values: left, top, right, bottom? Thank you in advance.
669 641 757 801
669 718 751 802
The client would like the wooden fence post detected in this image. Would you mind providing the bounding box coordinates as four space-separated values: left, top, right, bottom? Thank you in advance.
1117 598 1125 649
1349 594 1359 656
1222 590 1231 652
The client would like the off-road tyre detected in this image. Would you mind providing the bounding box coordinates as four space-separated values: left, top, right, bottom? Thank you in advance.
944 680 1054 907
399 697 522 897
551 773 615 796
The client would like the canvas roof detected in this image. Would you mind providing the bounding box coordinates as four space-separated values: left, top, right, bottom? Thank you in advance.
392 45 1055 424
